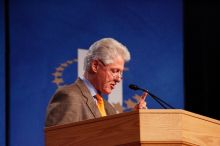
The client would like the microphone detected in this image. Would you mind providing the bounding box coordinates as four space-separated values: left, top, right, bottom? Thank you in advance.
129 84 175 109
129 84 147 92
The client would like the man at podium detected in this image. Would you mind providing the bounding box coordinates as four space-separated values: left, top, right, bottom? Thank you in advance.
45 38 147 127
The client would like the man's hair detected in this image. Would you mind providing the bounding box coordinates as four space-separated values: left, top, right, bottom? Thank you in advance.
84 38 131 71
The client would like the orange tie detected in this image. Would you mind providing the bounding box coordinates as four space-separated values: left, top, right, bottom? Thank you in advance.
95 94 107 117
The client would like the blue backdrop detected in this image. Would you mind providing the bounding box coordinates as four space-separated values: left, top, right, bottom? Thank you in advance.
4 0 184 145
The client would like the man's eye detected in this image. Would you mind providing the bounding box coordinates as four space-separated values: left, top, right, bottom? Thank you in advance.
111 69 119 73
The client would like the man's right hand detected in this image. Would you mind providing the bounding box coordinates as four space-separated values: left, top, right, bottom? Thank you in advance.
134 92 148 110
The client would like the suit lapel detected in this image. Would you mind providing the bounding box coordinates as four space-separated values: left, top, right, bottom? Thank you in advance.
103 99 117 115
75 78 101 118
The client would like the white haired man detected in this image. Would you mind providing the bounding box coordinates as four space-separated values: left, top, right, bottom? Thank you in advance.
45 38 147 127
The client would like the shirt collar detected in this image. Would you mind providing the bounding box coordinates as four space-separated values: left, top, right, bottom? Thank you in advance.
80 76 97 97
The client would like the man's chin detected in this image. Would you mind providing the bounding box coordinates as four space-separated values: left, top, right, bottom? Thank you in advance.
102 89 112 95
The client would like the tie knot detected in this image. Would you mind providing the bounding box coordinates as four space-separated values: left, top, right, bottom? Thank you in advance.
95 94 103 103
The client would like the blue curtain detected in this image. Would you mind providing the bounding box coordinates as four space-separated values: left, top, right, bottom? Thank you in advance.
7 0 183 145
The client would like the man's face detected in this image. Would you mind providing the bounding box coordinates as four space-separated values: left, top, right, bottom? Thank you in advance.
94 56 124 94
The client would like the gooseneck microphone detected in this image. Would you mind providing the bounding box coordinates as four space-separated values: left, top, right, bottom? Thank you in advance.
129 84 175 109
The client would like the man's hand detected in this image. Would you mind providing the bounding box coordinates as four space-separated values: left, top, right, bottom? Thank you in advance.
134 92 148 110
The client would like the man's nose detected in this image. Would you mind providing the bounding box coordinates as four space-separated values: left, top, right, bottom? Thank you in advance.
114 76 122 82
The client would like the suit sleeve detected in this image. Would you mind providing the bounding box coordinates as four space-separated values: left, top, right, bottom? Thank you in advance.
45 89 82 127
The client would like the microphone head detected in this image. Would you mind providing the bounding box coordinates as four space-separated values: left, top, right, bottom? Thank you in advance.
129 84 140 90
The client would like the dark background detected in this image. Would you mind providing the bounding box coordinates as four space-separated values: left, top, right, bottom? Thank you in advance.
184 1 220 121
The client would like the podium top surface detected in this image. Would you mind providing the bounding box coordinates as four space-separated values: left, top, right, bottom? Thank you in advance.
45 109 220 131
45 109 220 146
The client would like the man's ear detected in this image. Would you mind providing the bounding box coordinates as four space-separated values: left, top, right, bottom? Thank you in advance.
91 60 99 73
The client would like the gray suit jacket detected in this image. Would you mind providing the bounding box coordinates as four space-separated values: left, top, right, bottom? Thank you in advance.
45 78 117 127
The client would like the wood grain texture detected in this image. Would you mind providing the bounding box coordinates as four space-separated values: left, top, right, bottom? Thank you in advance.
45 111 140 146
139 109 220 146
45 110 220 146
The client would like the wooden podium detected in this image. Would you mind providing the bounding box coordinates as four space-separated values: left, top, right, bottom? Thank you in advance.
45 110 220 146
